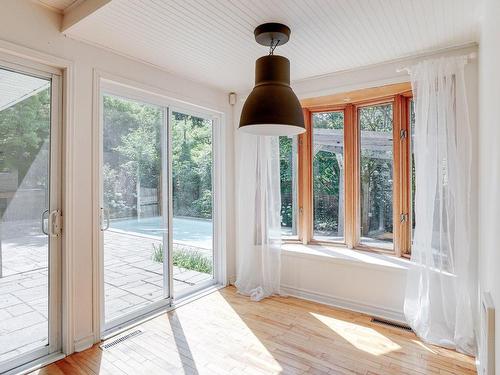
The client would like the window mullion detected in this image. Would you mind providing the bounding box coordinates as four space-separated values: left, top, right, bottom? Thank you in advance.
298 108 312 244
344 104 357 248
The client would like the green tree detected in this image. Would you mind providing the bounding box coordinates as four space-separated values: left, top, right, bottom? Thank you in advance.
279 136 294 227
171 112 212 218
103 95 162 218
101 97 213 220
0 88 50 185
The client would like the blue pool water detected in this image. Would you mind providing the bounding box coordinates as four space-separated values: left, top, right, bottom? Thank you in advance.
110 216 213 249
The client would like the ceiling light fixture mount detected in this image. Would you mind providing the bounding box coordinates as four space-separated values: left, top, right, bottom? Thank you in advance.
239 23 305 136
254 22 290 50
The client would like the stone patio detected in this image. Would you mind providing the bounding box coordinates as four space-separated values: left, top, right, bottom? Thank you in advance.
104 230 213 321
0 223 212 363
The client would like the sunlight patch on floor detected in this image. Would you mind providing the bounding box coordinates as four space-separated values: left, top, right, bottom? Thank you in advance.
310 312 402 356
412 339 437 354
167 291 284 373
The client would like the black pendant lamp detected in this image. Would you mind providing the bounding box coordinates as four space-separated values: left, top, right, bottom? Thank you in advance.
239 23 305 136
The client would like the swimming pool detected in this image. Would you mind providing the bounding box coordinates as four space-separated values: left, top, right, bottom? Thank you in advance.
110 216 213 249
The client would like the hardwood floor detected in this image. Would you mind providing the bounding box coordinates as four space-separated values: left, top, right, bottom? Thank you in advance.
31 287 476 375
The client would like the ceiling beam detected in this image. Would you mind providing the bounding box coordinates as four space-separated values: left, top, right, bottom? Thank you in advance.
62 0 111 32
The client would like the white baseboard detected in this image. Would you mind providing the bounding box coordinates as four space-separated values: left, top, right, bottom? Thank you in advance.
74 333 95 352
280 284 406 324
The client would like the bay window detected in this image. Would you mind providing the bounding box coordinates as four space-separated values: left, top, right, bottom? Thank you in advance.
283 83 414 257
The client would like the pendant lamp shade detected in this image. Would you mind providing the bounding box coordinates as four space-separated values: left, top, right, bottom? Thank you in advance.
239 24 305 136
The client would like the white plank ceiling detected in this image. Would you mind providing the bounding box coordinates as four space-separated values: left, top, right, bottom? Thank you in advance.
64 0 483 92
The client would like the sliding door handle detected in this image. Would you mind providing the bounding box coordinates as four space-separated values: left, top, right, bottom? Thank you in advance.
100 207 110 231
41 209 49 235
49 210 62 238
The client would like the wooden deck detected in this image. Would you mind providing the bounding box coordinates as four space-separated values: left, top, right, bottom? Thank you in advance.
31 286 476 375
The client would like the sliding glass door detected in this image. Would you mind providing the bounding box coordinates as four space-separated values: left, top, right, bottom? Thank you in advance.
101 93 169 331
99 85 219 333
171 110 215 298
0 65 61 373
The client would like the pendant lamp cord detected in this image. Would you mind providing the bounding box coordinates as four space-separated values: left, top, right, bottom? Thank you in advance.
269 39 280 55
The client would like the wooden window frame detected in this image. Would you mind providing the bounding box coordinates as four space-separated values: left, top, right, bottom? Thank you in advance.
292 84 414 257
401 93 414 258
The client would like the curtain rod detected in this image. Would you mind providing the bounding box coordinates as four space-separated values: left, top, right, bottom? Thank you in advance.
396 52 477 74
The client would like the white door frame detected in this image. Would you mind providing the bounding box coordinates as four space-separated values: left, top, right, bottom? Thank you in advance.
0 40 76 362
0 57 63 375
92 70 226 339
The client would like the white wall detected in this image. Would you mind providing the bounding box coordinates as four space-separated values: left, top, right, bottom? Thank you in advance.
280 245 408 322
0 0 232 353
478 0 500 371
233 44 478 323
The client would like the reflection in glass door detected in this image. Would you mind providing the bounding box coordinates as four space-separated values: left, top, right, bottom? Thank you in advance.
0 66 61 372
101 93 169 330
171 111 214 298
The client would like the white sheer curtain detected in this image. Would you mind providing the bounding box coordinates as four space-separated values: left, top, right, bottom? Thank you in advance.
235 134 281 301
404 56 476 355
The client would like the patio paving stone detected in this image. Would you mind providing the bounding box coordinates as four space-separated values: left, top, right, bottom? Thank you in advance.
0 225 213 363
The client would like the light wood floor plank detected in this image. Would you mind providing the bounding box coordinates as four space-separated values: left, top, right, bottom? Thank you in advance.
30 286 476 375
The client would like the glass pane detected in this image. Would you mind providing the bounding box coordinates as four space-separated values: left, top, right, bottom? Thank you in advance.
359 104 393 249
410 99 416 242
102 94 167 323
279 136 298 237
171 111 213 296
0 69 51 362
313 112 345 241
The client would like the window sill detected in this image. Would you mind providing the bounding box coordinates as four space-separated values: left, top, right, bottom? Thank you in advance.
281 243 411 272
